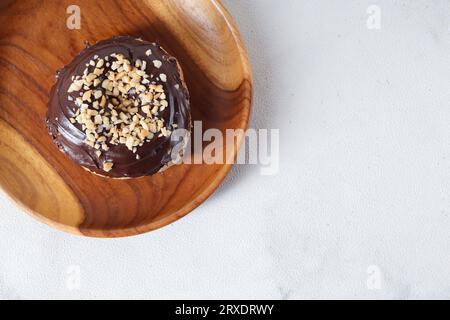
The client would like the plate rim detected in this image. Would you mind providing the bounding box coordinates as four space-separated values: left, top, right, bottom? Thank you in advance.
0 0 253 238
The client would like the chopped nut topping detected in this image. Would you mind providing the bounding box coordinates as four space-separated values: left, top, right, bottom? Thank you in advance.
103 162 114 172
153 60 162 68
145 49 152 56
67 52 173 172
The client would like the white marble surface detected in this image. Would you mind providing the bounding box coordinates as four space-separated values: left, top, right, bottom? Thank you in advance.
2 0 450 299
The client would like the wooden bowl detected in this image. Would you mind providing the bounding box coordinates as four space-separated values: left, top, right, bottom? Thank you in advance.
0 0 252 237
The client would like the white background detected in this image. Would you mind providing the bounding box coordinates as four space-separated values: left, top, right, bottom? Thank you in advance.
1 0 450 299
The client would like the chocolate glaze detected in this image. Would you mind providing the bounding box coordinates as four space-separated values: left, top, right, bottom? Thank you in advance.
46 36 190 178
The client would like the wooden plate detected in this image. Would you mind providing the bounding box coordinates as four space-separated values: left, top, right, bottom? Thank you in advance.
0 0 252 237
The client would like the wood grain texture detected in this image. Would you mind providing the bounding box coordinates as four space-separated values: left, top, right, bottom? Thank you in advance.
0 0 252 237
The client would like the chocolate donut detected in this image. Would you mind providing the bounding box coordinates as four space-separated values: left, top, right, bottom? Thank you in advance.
46 36 191 178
